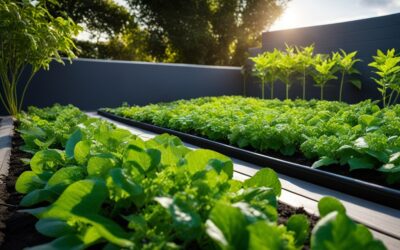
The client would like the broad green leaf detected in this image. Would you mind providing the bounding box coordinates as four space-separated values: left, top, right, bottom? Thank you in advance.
366 149 389 163
30 149 64 174
233 202 268 222
318 197 346 217
123 214 147 231
74 140 91 164
148 133 184 147
358 115 378 127
155 197 201 240
348 157 375 171
27 179 107 219
87 155 117 177
124 148 161 172
25 179 134 247
206 159 233 179
312 156 338 168
244 168 281 196
379 163 400 173
34 137 55 149
46 166 85 187
287 214 310 247
349 79 362 89
82 214 134 247
26 235 85 250
233 187 277 209
15 171 46 194
65 129 83 159
20 188 59 207
35 218 75 237
108 168 144 207
247 221 297 250
311 212 385 250
205 202 248 249
184 149 233 177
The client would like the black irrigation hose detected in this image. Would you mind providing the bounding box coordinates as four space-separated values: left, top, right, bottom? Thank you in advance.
98 110 400 209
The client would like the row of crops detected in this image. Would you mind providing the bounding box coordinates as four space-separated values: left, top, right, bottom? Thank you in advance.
11 104 385 249
105 96 400 186
249 46 400 106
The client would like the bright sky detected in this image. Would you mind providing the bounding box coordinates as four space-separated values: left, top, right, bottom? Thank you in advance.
270 0 400 31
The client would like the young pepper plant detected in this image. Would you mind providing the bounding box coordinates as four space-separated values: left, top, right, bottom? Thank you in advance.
277 45 297 100
250 53 269 99
332 50 362 102
265 49 281 99
369 49 400 107
250 50 281 99
294 44 315 100
0 1 81 116
312 54 338 100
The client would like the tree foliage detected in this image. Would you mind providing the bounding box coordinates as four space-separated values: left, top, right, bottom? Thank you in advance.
44 0 132 38
127 0 288 65
0 0 80 115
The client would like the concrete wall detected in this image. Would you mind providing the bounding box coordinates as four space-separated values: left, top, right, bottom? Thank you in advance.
2 58 242 114
247 13 400 103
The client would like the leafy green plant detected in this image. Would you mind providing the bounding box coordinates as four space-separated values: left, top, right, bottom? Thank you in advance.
0 0 81 116
250 49 281 99
294 44 315 99
312 197 385 250
312 54 338 100
16 104 386 249
250 53 269 99
108 96 400 184
332 50 362 102
369 49 400 107
277 45 297 99
265 49 282 99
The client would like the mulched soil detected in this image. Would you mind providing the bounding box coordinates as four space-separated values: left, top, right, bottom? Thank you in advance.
0 125 319 250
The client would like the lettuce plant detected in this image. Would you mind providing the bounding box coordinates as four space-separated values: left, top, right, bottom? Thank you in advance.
332 50 362 102
16 104 386 249
108 96 400 184
0 1 80 116
369 49 400 107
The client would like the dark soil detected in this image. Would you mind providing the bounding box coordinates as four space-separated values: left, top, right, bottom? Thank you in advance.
278 202 319 249
0 126 319 250
0 127 50 250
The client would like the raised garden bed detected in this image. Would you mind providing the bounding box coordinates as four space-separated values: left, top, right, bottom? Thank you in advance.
99 96 400 209
0 104 387 249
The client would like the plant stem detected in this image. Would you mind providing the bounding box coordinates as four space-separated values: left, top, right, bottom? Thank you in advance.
261 81 265 99
270 76 274 99
393 91 400 104
388 89 395 106
302 68 306 100
383 85 387 107
285 79 289 100
339 70 345 102
321 85 324 100
18 70 36 112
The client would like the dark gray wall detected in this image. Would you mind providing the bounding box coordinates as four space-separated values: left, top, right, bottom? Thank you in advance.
247 13 400 103
3 58 242 114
